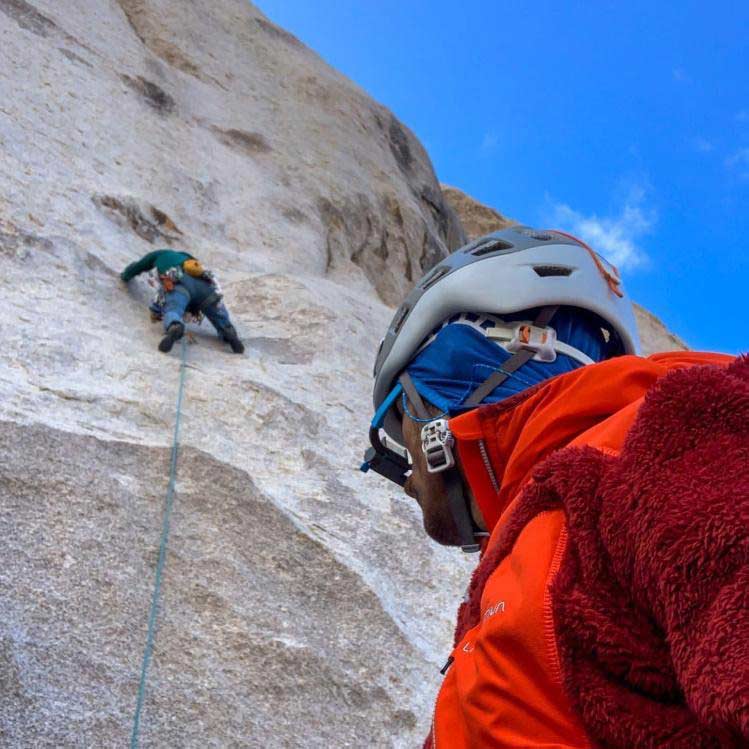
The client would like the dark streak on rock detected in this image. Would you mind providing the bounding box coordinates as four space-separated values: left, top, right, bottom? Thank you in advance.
92 195 183 243
254 17 303 48
350 212 377 266
117 0 209 83
388 116 414 175
58 48 92 68
0 0 57 37
419 185 450 237
418 185 466 254
419 229 444 275
116 0 147 45
0 227 53 259
282 206 308 225
209 126 271 156
317 197 342 273
1 0 97 65
83 251 117 277
149 206 182 235
120 74 175 115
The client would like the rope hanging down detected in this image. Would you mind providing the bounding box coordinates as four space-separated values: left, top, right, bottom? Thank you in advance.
130 337 188 748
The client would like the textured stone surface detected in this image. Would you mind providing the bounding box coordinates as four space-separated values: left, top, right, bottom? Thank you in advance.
441 183 514 239
442 184 688 353
633 303 688 354
0 1 469 746
0 422 425 747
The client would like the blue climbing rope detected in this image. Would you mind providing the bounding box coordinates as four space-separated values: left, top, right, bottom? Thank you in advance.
130 337 188 748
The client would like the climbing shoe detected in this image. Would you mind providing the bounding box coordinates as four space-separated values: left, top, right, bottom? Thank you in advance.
158 322 184 353
223 325 245 354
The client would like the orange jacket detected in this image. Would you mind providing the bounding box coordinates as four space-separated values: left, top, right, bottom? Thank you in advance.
428 352 746 748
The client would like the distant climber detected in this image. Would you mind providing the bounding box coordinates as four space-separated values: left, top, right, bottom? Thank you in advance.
361 226 748 748
120 249 245 354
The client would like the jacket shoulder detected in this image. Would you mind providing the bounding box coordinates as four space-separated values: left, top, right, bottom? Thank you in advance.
551 354 749 748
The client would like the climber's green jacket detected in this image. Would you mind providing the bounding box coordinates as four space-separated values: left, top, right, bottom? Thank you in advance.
120 249 194 282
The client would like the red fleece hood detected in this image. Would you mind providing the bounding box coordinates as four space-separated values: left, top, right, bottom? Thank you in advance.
449 351 734 533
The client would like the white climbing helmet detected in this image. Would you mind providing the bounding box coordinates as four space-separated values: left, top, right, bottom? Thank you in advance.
371 226 640 446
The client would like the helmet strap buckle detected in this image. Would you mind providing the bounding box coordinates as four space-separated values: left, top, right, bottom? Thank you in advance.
489 322 558 363
421 418 455 473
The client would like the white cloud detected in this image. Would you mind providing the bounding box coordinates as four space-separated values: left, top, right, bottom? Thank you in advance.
726 148 749 179
480 131 498 153
546 188 654 271
672 67 690 83
691 136 714 153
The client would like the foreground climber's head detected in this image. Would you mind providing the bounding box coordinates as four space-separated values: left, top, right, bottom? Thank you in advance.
361 226 640 550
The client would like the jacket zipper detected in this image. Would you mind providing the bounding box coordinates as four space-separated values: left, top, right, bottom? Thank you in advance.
430 440 496 747
430 648 458 748
477 439 500 494
430 677 442 749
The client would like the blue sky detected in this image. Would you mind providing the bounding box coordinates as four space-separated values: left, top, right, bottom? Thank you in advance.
258 1 748 353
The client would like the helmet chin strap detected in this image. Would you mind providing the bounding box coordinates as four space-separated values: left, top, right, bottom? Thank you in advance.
399 372 485 553
445 472 485 553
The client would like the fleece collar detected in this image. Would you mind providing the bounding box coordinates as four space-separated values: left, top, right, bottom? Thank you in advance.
449 351 734 533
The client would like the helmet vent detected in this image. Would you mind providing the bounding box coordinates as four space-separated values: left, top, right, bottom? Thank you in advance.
533 265 573 277
470 239 514 257
391 304 410 333
421 265 450 291
520 229 554 241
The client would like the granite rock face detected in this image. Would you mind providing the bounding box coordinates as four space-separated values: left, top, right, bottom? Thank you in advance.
0 1 468 746
441 184 688 354
441 183 515 239
632 303 689 355
0 422 424 747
